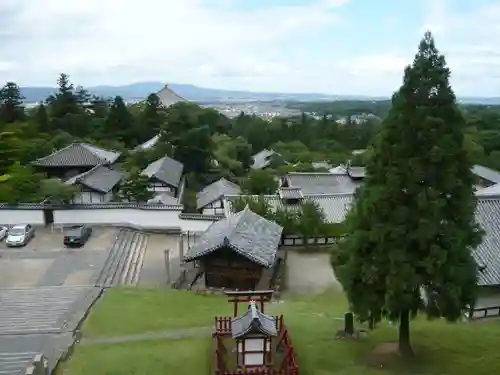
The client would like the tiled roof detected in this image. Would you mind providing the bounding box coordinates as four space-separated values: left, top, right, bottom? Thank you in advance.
65 165 124 193
476 184 500 196
32 143 121 167
156 84 188 107
251 149 276 170
134 134 160 151
347 166 366 179
224 193 353 224
232 301 278 339
196 178 241 209
474 196 500 286
285 172 361 195
278 187 304 200
142 156 184 188
472 165 500 184
184 207 283 267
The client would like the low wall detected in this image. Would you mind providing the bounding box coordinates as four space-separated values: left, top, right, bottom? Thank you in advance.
1 204 219 232
0 205 45 226
54 206 217 232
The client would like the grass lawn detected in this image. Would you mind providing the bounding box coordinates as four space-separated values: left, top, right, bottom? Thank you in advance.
61 287 500 375
82 287 228 337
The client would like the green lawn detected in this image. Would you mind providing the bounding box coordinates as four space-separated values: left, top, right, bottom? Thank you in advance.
82 287 228 337
61 287 500 375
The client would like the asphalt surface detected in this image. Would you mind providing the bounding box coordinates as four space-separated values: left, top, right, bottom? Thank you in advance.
0 286 102 374
0 228 118 374
0 227 182 374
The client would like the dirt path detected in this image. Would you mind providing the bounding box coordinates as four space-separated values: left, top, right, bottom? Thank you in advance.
286 252 341 295
79 326 212 345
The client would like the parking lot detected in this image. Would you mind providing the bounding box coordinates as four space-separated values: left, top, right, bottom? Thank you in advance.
0 227 118 288
138 233 182 287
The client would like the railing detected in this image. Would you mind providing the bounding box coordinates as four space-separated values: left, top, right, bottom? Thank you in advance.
215 317 232 334
213 315 299 375
281 235 337 246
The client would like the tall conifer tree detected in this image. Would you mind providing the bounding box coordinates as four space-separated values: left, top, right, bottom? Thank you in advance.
335 32 483 357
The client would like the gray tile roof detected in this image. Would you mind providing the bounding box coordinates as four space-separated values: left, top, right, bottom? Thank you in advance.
472 165 500 184
32 143 121 167
232 301 278 339
156 84 188 107
224 193 353 224
278 187 304 200
184 207 283 267
476 184 500 196
284 172 361 195
134 133 160 151
142 156 184 188
196 178 241 209
474 196 500 286
65 165 124 193
251 149 277 170
347 166 366 179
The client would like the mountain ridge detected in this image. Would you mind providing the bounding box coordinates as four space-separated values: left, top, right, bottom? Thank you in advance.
16 82 500 105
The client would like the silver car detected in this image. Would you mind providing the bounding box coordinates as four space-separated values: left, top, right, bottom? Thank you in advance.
6 224 36 247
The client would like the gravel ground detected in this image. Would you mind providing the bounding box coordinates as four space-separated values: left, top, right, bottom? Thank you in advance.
285 251 342 295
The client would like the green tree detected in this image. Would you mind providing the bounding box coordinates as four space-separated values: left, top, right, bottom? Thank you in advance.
0 162 43 203
139 93 166 142
104 96 136 145
118 171 154 202
173 125 215 175
0 131 17 173
0 82 26 124
34 103 50 133
41 178 79 203
296 201 327 240
335 32 483 357
242 169 278 195
232 195 274 220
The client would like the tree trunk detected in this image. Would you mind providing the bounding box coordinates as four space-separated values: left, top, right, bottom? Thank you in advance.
398 309 414 358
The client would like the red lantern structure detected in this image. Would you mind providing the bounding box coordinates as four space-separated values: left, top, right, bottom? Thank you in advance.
212 290 299 375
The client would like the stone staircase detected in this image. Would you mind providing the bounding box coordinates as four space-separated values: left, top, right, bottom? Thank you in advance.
95 229 148 287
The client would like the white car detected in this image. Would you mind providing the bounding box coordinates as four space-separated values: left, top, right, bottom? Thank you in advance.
6 224 36 247
0 226 8 241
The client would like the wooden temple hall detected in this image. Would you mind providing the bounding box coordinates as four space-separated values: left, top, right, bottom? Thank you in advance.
184 207 284 290
213 291 299 375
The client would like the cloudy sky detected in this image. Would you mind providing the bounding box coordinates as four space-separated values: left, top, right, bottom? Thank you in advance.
1 0 499 96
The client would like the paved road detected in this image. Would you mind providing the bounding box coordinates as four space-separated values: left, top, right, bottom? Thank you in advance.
286 251 341 295
0 286 103 374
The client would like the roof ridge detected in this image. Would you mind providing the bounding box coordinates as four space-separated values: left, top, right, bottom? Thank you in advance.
32 142 78 162
80 142 119 155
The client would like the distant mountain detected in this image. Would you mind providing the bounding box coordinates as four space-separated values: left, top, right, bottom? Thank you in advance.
17 82 500 105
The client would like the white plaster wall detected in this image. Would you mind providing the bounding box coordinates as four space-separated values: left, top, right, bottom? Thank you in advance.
0 210 45 226
53 208 215 232
179 219 214 232
73 191 112 204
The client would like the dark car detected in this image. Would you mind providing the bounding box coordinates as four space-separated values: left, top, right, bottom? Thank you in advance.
64 225 92 247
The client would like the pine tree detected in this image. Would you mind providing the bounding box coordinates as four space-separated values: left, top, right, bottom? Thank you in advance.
104 96 136 145
335 32 483 357
0 82 26 124
139 93 166 142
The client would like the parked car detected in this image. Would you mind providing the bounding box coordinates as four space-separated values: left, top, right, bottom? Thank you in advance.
64 225 92 247
6 224 36 247
0 226 8 241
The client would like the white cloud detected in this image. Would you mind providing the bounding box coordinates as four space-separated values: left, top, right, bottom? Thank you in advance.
0 0 499 96
0 0 345 87
420 0 500 96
